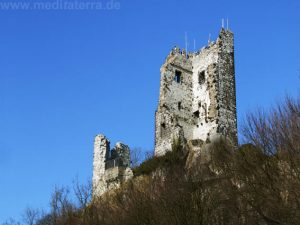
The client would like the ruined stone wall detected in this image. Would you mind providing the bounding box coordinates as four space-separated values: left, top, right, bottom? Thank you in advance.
92 134 133 197
103 166 133 192
92 134 110 197
216 30 237 145
155 28 237 156
92 28 237 197
155 49 194 156
192 41 219 142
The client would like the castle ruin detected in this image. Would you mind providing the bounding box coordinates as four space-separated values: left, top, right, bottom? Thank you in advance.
92 134 133 197
155 28 237 156
92 28 237 197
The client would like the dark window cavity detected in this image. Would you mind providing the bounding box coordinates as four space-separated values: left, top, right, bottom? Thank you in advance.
178 102 182 110
161 123 166 138
198 71 205 84
174 70 182 83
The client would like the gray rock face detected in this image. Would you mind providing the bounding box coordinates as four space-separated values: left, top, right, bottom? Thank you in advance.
92 134 133 197
155 28 237 156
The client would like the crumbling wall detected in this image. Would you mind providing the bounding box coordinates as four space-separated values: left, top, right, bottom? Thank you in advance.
104 166 133 192
92 134 133 197
216 29 238 145
155 49 194 156
93 28 238 197
192 41 219 143
92 134 110 197
155 28 237 156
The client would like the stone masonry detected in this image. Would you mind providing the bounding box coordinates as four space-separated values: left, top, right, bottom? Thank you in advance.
92 134 133 197
92 28 238 197
155 28 237 156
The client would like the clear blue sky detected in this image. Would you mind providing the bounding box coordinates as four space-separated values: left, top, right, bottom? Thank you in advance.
0 0 299 222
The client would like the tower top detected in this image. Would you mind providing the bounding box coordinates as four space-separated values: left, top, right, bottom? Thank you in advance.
155 28 237 156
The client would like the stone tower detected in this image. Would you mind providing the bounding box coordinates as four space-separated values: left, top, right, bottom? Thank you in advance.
155 28 237 156
92 134 133 197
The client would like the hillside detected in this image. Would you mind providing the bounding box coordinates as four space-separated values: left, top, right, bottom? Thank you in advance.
8 96 300 225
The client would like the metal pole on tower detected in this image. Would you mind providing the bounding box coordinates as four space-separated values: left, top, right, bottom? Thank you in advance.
227 18 229 30
185 32 188 59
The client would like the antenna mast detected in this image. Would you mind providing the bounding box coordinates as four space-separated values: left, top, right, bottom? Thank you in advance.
227 18 229 30
185 32 188 58
208 33 211 44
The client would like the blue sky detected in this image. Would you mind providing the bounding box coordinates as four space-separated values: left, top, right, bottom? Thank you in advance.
0 0 299 222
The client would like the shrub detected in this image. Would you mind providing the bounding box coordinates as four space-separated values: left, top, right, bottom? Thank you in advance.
132 138 186 177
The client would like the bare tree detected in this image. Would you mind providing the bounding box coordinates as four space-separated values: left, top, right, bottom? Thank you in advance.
1 218 21 225
144 150 154 160
22 207 40 225
73 177 92 208
240 95 300 224
130 147 143 168
130 147 154 168
50 186 74 223
243 95 300 157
